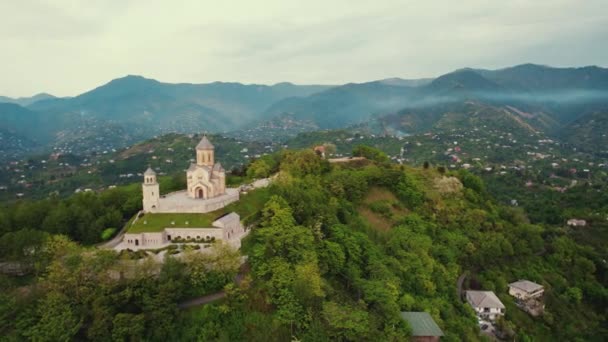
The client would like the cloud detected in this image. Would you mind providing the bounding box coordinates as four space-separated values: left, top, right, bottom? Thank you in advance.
0 0 606 97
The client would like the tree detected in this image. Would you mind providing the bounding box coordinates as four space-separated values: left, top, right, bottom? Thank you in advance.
322 301 371 341
293 262 324 306
280 150 329 177
112 313 145 341
352 145 389 163
27 292 82 342
247 159 271 179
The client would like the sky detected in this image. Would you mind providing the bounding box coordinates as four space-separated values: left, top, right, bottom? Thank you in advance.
1 0 607 97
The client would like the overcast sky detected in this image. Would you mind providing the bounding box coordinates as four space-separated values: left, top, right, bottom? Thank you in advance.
1 0 607 97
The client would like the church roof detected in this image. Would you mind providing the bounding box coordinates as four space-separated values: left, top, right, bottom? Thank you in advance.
144 167 156 175
213 212 240 226
196 135 214 150
188 163 211 172
213 162 224 172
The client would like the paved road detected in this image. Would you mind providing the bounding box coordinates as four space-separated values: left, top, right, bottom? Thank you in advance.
97 211 142 249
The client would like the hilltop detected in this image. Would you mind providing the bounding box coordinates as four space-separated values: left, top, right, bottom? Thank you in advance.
0 148 605 340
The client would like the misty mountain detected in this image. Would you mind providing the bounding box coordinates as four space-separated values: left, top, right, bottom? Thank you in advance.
363 101 557 138
264 64 608 132
0 93 56 107
476 64 608 91
424 69 506 94
263 81 417 128
2 64 608 161
28 75 331 135
0 103 55 141
376 77 433 87
560 109 608 155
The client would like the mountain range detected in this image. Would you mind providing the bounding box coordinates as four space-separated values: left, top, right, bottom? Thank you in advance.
1 64 607 159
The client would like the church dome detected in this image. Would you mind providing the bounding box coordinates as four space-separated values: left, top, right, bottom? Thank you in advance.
144 167 156 175
196 135 214 150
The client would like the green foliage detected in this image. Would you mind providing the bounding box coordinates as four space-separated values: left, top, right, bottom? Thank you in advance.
280 149 330 177
0 184 141 246
247 159 271 179
352 144 389 163
322 301 371 340
26 292 82 342
100 227 116 241
457 169 485 194
1 147 606 341
394 172 424 208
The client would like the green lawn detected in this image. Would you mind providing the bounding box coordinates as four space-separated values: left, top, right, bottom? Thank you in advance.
127 187 271 233
128 213 217 233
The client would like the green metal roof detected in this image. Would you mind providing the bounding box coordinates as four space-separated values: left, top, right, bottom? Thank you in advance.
400 312 444 337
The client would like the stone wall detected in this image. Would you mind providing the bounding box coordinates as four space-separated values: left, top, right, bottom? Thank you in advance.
150 188 239 214
123 228 225 248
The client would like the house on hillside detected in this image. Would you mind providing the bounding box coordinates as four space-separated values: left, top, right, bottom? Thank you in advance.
508 280 544 301
567 219 587 227
400 312 444 342
313 145 326 158
508 280 545 316
466 291 505 321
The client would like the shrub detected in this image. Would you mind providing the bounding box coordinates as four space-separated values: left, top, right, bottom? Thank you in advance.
100 227 117 241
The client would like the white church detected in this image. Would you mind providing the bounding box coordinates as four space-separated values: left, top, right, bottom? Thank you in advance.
142 136 239 213
122 136 245 249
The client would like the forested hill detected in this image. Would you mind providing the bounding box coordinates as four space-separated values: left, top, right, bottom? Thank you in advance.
0 148 605 340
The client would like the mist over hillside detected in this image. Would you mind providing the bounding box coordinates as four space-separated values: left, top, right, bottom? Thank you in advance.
1 64 607 161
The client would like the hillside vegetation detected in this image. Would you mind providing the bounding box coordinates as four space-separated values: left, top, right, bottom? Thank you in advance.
1 148 604 341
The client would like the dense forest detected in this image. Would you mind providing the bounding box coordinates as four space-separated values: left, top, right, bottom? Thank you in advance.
0 147 606 341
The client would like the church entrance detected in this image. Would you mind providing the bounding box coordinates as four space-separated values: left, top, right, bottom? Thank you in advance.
197 188 204 199
135 239 139 246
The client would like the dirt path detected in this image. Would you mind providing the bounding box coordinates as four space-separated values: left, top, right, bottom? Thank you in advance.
457 271 468 300
178 291 227 309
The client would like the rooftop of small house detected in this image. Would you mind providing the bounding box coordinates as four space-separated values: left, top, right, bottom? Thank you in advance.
466 290 505 309
400 312 444 337
509 280 544 293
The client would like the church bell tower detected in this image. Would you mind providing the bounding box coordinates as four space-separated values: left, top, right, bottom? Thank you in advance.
196 135 215 167
142 167 159 212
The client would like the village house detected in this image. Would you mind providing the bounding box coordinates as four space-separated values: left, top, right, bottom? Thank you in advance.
508 280 544 300
313 145 326 158
400 312 444 342
508 280 545 316
567 219 587 227
466 290 506 321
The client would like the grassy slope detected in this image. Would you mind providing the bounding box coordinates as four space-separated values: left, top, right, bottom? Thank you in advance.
358 186 407 232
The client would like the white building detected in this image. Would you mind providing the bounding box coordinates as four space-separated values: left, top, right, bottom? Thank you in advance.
123 136 246 250
567 219 587 227
466 290 505 321
142 136 238 213
123 213 245 249
508 280 544 301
